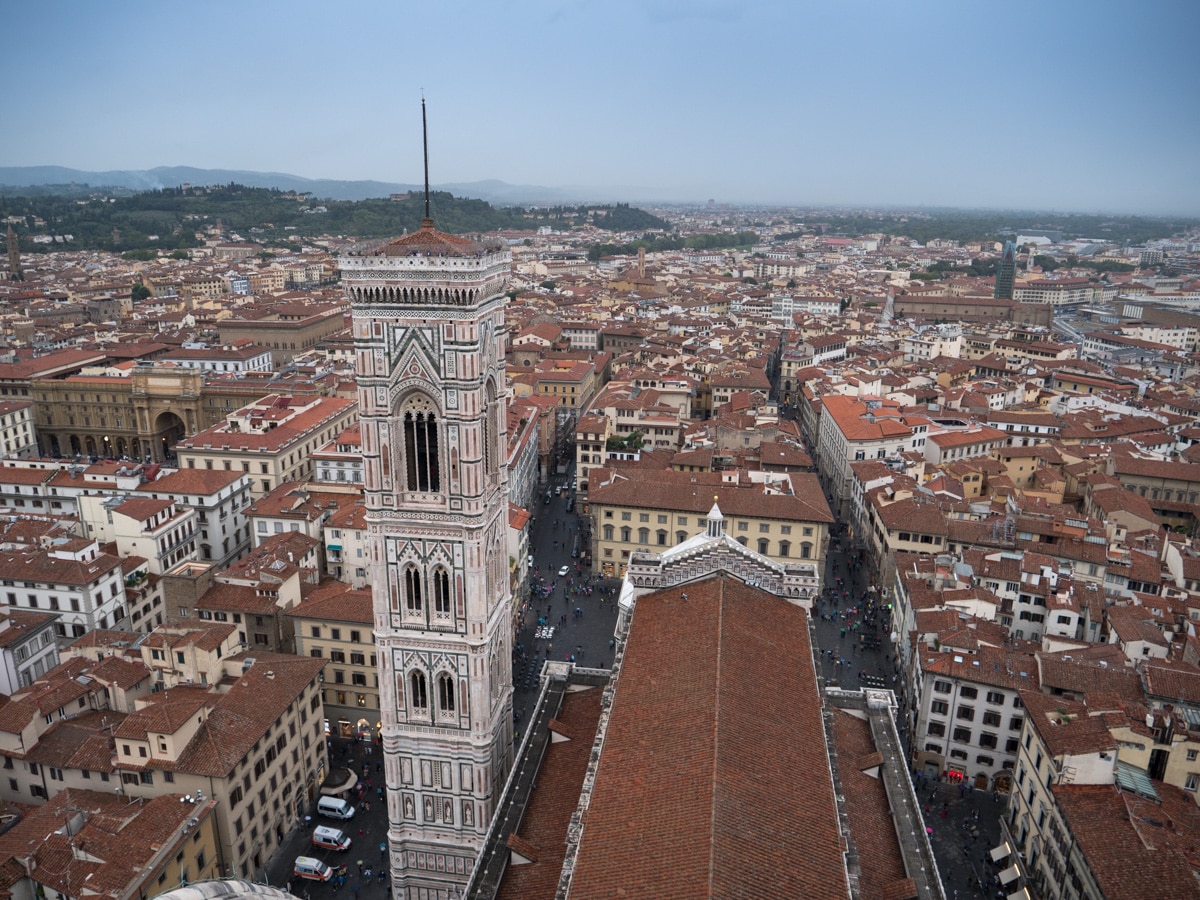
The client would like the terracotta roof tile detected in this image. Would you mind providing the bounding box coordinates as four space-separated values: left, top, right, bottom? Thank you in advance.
569 577 849 899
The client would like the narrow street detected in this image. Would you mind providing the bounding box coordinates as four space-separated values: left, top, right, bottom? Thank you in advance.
511 481 620 738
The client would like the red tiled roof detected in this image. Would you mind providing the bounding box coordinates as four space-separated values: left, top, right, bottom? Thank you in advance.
569 577 849 899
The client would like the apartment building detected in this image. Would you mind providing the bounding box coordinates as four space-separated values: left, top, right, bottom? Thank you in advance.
118 652 327 879
0 536 129 643
817 395 929 518
78 494 197 575
176 394 358 499
923 424 1007 465
193 531 320 653
574 413 609 495
0 607 59 692
914 645 1035 791
288 581 378 741
902 325 963 362
135 467 253 568
311 424 364 486
0 400 35 458
323 499 368 586
1006 691 1121 899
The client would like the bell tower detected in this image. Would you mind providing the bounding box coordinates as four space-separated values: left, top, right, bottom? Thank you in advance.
342 102 514 899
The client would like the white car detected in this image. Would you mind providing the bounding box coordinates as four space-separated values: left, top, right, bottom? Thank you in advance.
558 566 570 577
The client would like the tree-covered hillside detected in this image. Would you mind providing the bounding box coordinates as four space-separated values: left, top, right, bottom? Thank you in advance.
0 185 670 253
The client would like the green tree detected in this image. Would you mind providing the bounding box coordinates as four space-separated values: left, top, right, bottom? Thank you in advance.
131 283 151 301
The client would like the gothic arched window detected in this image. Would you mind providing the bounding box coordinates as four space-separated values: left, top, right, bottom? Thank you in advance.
432 567 451 618
401 397 440 492
410 671 428 712
483 381 497 479
404 566 423 615
437 674 455 714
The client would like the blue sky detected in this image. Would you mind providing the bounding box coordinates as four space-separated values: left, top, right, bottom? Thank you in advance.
3 0 1198 214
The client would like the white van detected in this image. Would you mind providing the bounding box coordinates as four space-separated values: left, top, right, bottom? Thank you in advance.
312 825 352 851
316 796 356 820
293 857 334 882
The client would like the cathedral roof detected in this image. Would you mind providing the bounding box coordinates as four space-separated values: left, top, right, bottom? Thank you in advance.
372 218 495 258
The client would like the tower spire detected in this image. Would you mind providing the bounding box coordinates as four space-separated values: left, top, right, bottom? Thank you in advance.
421 97 432 226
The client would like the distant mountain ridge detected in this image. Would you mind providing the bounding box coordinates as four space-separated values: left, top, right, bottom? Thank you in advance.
0 165 578 204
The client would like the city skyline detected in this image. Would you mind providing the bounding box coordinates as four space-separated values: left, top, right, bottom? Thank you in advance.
3 0 1199 216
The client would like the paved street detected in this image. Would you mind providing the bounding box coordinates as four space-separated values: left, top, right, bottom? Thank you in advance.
811 527 897 695
265 736 392 900
512 484 620 736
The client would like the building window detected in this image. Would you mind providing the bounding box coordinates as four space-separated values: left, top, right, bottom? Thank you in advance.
982 711 1002 727
1187 773 1199 792
432 567 451 617
404 566 423 615
603 524 613 541
402 399 440 492
437 674 455 715
953 727 972 743
409 671 428 713
927 721 945 737
931 700 948 715
778 541 790 557
957 706 974 721
801 543 813 559
758 539 769 554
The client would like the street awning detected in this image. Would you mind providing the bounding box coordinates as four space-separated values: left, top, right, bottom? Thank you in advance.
989 841 1012 862
1007 890 1030 900
999 864 1021 885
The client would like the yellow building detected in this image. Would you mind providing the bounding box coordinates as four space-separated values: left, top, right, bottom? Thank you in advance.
176 394 358 498
288 581 380 741
587 467 832 578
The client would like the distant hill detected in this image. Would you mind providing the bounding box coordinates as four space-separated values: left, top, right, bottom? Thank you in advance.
0 183 672 254
0 165 577 204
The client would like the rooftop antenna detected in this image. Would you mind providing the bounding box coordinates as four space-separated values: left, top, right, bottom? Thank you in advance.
421 95 432 226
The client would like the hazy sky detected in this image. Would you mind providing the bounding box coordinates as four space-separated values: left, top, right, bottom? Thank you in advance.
4 0 1199 214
